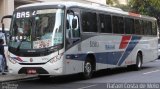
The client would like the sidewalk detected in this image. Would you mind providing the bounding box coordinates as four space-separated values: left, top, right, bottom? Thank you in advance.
0 73 38 82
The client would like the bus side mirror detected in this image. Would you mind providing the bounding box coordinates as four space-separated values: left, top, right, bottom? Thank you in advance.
1 15 12 32
72 19 77 29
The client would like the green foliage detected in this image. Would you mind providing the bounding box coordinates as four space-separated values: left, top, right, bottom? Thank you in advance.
106 0 119 6
106 0 160 16
129 0 160 17
106 0 130 12
106 0 114 5
150 0 160 11
128 0 160 28
106 0 160 26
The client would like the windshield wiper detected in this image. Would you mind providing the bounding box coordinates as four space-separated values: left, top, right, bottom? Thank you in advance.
16 39 27 51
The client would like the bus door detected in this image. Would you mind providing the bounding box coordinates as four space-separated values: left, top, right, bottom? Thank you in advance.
65 9 82 74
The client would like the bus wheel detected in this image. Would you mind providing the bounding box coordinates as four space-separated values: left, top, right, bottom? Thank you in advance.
83 58 93 79
134 53 142 70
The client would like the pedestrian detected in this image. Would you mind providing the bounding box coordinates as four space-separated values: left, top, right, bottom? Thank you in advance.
0 38 6 75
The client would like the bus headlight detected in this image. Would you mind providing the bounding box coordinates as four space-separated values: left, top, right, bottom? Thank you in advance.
9 57 17 64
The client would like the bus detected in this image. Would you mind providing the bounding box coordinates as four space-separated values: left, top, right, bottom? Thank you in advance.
1 1 158 79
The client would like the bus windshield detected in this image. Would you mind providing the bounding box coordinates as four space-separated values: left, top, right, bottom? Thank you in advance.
9 8 64 50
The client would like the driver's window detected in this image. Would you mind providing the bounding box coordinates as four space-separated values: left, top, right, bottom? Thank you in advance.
66 13 80 39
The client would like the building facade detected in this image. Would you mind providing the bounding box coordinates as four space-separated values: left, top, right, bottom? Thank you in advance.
0 0 14 28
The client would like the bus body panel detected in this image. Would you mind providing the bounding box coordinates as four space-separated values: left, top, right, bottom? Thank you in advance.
64 35 158 74
8 35 158 75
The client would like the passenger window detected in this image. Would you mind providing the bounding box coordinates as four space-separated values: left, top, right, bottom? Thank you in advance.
135 20 144 35
81 11 97 32
113 16 124 34
144 21 152 35
99 14 112 33
125 18 134 34
152 22 157 35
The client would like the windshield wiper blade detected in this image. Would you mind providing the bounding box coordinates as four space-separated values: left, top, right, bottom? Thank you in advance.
16 39 26 51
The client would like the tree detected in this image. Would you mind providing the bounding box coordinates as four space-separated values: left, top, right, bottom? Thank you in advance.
106 0 130 11
129 0 160 26
106 0 113 5
106 0 119 6
129 0 148 14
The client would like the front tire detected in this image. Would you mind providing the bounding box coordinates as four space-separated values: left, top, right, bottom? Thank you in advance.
83 58 93 79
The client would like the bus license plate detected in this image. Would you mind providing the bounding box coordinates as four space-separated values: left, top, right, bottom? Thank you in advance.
27 69 37 74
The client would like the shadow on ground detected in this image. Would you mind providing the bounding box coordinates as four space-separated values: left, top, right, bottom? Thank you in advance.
20 66 153 85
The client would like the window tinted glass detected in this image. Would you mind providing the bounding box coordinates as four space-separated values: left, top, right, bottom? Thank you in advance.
125 18 134 34
135 19 144 35
152 22 157 35
144 21 152 35
82 11 97 32
99 14 112 33
113 16 124 34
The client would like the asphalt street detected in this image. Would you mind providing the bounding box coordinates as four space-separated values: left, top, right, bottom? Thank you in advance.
1 59 160 89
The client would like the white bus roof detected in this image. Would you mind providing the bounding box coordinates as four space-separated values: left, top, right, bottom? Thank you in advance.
17 1 124 13
17 1 156 21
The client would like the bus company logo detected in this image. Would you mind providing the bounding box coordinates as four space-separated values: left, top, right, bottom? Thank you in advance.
30 58 33 62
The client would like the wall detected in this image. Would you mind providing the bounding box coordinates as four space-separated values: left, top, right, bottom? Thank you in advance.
0 0 14 28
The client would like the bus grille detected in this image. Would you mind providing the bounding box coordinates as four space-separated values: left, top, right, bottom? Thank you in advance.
18 67 49 74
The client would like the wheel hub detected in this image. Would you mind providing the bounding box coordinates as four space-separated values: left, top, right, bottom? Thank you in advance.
85 62 92 74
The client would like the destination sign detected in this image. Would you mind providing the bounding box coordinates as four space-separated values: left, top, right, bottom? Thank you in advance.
16 11 36 18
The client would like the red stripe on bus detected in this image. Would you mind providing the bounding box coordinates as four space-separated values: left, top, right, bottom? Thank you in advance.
119 36 131 49
17 57 23 62
129 12 140 17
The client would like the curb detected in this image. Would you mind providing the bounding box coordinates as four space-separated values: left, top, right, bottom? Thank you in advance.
0 74 38 83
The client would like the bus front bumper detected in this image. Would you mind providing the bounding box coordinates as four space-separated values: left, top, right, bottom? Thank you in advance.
8 63 64 76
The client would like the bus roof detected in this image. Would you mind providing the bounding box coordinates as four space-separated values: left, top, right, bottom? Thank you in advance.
17 1 156 21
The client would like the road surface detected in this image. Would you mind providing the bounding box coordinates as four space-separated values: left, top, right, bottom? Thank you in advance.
1 60 160 89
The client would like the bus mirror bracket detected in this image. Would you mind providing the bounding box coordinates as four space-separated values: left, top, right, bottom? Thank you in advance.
67 10 75 16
